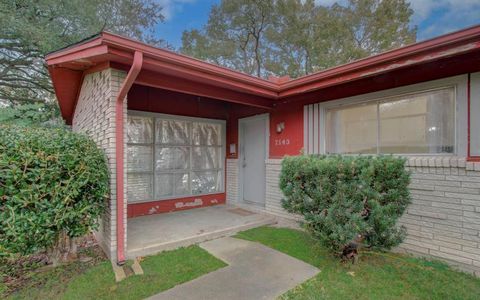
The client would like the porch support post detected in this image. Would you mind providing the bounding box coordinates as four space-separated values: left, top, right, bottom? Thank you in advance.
115 51 143 265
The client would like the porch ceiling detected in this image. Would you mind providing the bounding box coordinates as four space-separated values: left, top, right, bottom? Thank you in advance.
46 25 480 124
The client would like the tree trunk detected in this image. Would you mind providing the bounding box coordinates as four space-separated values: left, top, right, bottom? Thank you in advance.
47 231 78 266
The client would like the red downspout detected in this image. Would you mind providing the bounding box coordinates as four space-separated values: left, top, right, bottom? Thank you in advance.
116 51 143 264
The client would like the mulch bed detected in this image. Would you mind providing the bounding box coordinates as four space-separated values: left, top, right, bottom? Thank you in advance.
1 234 107 297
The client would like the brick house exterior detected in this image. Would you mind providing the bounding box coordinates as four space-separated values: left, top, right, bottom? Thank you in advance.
46 26 480 276
72 69 127 260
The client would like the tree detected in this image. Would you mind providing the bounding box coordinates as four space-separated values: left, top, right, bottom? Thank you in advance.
0 0 164 108
331 0 416 60
0 103 64 127
181 0 416 78
181 0 274 77
265 0 334 77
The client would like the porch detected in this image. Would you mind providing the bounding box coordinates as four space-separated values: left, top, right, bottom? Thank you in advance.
126 204 277 258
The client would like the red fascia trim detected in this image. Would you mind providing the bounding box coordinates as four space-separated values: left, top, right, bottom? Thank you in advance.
100 32 279 92
45 37 103 61
280 25 480 93
115 51 143 265
141 56 279 99
279 41 480 97
46 25 480 97
46 25 480 125
46 45 109 66
104 44 278 99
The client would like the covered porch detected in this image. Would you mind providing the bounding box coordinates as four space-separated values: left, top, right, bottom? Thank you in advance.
123 79 276 257
126 204 276 258
46 32 282 263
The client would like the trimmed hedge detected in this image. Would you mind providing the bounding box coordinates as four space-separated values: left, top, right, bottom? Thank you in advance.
280 155 411 256
0 125 108 256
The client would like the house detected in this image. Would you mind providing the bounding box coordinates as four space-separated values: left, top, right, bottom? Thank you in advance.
46 25 480 275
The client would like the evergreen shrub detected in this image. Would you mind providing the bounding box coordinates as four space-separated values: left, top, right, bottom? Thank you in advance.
280 155 411 256
0 125 108 257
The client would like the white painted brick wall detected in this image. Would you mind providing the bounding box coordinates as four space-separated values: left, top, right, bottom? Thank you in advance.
265 157 480 276
398 157 480 276
226 159 239 204
72 68 127 261
265 159 301 220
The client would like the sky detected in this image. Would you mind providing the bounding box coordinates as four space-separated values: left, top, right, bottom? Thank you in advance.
155 0 480 49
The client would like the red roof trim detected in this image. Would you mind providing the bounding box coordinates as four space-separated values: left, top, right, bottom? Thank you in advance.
46 38 103 60
99 32 279 91
281 25 480 89
46 25 480 121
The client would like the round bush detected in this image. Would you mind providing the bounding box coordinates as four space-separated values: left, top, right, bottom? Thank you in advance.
280 155 411 257
0 125 108 256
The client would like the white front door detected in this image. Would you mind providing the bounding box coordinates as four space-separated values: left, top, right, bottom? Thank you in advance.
240 114 268 206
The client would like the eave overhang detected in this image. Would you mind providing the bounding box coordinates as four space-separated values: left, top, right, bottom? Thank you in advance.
46 25 480 124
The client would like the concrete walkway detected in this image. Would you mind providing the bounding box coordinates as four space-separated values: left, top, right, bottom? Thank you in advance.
149 237 320 300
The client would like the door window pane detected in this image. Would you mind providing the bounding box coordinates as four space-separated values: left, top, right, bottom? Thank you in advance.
326 102 378 154
379 89 454 154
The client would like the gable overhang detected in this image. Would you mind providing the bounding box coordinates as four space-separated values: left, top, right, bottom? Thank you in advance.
46 25 480 124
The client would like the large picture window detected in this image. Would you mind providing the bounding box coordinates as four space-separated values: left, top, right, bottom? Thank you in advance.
126 113 225 203
325 87 455 154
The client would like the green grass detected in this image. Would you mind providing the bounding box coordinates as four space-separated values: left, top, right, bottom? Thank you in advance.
235 226 480 300
8 245 226 300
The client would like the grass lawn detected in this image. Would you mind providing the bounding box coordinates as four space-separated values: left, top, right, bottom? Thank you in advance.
236 226 480 300
7 245 226 300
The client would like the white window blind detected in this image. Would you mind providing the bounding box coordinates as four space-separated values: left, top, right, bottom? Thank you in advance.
305 87 455 155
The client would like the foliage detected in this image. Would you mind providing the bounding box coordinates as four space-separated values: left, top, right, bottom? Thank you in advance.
181 0 416 78
279 155 411 255
0 125 109 256
182 0 274 77
0 103 64 127
7 245 226 300
237 227 480 300
0 0 165 107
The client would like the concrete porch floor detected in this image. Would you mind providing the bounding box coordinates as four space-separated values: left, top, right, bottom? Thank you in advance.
126 204 277 258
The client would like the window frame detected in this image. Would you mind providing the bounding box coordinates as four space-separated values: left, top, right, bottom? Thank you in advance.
319 85 458 156
127 110 226 204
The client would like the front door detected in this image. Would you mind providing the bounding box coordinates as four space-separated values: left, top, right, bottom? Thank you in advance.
240 114 268 206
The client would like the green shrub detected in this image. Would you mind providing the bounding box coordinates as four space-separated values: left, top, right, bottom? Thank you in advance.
0 125 108 257
280 155 411 256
